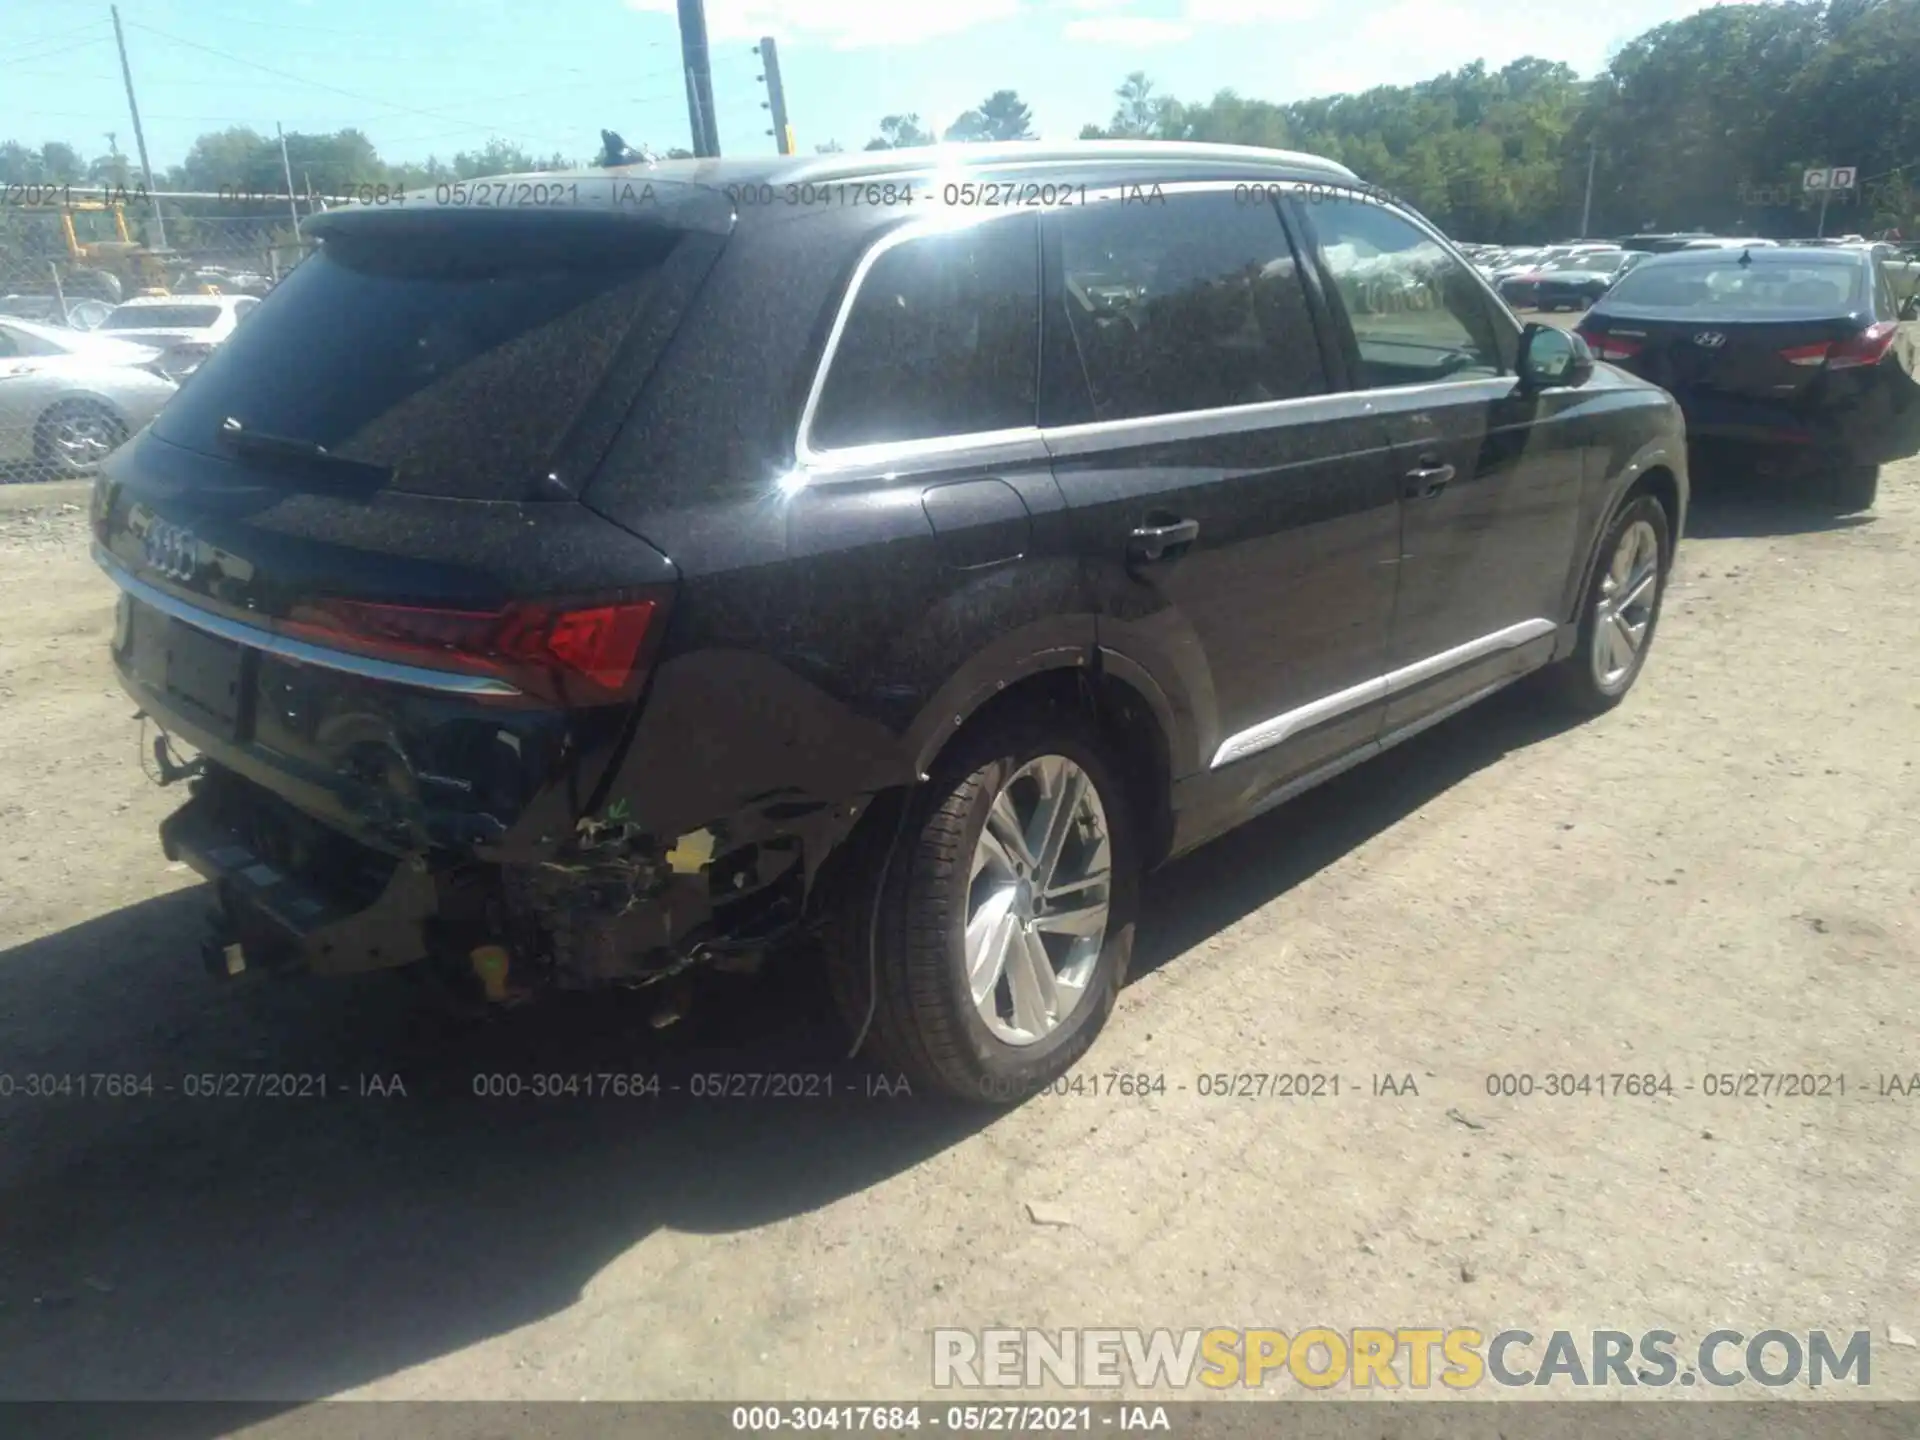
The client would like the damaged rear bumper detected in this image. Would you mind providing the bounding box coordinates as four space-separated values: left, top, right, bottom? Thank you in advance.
161 782 438 978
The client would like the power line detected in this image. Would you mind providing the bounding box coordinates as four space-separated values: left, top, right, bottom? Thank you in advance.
0 21 111 61
122 20 581 154
2 34 113 67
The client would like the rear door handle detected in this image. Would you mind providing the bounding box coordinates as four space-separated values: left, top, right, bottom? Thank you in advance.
1127 517 1200 563
1403 460 1456 499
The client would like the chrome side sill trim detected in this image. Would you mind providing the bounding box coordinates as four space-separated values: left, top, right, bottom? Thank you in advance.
1211 674 1387 770
93 543 524 698
1381 617 1555 697
1240 674 1521 824
1210 618 1553 770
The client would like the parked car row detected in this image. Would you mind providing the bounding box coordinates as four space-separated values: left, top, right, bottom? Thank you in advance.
0 292 257 482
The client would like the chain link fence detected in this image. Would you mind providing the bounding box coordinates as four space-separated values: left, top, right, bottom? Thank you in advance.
1 191 318 484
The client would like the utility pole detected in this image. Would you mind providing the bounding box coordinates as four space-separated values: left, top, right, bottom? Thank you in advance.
1580 135 1598 238
110 4 167 248
1816 184 1832 239
755 37 794 156
676 0 720 157
277 123 301 241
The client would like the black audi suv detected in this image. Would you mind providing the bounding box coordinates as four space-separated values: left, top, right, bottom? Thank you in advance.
94 143 1688 1100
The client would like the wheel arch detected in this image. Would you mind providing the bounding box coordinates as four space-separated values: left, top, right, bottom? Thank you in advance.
1556 436 1686 657
895 628 1182 871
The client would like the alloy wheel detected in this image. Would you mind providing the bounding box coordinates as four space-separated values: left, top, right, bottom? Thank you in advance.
1592 518 1661 692
51 410 119 472
966 754 1112 1046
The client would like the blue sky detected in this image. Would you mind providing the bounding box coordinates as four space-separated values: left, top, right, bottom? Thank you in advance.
7 0 1726 173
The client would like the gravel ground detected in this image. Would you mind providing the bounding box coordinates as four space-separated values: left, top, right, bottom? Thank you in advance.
0 457 1917 1416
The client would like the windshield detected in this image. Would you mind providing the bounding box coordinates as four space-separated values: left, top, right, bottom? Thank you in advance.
151 225 680 500
102 305 222 330
1604 260 1865 313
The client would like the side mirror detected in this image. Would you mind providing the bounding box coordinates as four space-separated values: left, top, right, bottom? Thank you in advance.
1519 322 1594 389
1899 292 1920 321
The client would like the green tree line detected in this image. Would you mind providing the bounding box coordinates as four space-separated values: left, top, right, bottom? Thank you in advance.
2 0 1914 244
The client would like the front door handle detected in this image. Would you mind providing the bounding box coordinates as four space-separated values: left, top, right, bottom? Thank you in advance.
1127 517 1200 563
1403 459 1456 499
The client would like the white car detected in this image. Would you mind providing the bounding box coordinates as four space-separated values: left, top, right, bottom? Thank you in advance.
95 293 261 379
0 317 178 480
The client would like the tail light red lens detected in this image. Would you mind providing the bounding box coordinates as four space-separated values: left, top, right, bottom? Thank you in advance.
1580 328 1641 361
1825 321 1898 370
280 595 666 706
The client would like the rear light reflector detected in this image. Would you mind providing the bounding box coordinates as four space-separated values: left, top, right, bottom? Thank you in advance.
1825 321 1898 370
280 595 666 707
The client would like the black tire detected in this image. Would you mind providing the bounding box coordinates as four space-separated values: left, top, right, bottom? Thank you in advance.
34 400 127 478
824 706 1140 1104
1816 463 1878 514
1543 493 1673 716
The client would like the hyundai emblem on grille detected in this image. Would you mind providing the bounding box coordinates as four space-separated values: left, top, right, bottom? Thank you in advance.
1692 331 1727 348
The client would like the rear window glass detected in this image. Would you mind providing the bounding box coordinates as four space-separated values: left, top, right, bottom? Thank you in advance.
152 227 676 499
808 215 1038 452
1547 253 1627 272
103 305 221 329
1605 261 1864 314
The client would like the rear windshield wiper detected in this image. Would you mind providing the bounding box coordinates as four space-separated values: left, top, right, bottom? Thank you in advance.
216 417 393 488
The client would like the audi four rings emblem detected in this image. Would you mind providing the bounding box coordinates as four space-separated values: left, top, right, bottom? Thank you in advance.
142 519 199 582
1693 331 1727 348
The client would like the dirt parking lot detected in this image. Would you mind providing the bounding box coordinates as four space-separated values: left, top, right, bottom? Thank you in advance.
1 455 1917 1413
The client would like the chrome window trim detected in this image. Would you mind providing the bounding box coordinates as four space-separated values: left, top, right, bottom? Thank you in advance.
94 543 525 698
1288 186 1524 370
789 177 1525 482
1042 391 1368 456
793 207 1042 470
1210 618 1554 769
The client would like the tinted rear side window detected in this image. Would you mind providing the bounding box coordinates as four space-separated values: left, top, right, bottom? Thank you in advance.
1046 191 1328 424
807 214 1038 452
153 226 677 499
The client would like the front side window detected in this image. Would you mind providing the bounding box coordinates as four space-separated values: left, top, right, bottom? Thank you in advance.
1303 203 1504 388
1047 191 1328 424
808 215 1039 452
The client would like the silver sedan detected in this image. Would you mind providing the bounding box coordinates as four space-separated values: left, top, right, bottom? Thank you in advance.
0 317 179 481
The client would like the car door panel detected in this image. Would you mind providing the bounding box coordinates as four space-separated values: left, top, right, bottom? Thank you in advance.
1036 186 1403 853
1287 193 1589 735
1374 378 1588 725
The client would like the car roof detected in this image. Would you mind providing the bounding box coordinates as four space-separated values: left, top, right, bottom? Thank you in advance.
0 314 156 354
566 141 1358 188
113 294 238 309
312 142 1365 244
1619 245 1870 271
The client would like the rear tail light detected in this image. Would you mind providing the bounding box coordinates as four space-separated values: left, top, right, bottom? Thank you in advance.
280 594 668 707
1776 324 1897 370
1825 321 1898 370
1580 328 1641 361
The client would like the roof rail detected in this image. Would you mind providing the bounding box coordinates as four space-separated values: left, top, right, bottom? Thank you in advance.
778 139 1360 184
